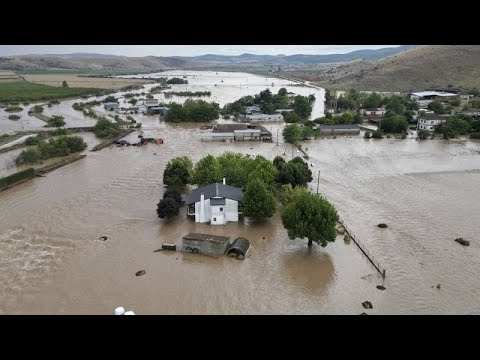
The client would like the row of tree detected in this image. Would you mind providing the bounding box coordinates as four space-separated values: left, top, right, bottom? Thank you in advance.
165 99 220 122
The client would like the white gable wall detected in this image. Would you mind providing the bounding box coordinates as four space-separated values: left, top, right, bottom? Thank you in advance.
194 198 239 224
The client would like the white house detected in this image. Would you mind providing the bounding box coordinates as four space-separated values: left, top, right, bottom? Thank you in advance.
410 91 459 109
361 108 386 116
417 114 448 132
186 179 243 225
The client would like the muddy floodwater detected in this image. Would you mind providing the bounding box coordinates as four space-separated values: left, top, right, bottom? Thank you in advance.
1 71 480 314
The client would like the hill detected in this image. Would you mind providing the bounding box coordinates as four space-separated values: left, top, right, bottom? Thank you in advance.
178 45 416 65
0 54 193 72
315 45 480 92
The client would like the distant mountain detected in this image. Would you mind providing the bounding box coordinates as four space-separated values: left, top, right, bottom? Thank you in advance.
315 45 480 92
177 46 417 65
0 54 193 71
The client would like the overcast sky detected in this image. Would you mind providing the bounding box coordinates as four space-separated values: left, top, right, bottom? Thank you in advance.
0 45 401 57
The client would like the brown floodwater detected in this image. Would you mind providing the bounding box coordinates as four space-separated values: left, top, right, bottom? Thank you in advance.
1 71 480 314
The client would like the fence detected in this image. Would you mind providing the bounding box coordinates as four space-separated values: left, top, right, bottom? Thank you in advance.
339 219 386 278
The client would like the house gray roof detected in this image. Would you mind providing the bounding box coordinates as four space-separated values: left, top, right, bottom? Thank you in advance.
210 198 226 206
187 183 243 205
319 124 360 130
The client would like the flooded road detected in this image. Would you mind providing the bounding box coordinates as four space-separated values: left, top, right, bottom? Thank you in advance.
1 71 480 314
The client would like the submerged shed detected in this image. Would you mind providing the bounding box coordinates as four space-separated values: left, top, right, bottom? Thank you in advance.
227 237 251 260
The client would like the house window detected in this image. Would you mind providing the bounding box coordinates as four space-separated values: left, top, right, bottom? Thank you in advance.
213 217 217 221
431 121 434 124
220 207 223 211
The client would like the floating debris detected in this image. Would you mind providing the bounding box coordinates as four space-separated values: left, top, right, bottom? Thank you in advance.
377 285 386 290
455 238 470 246
135 270 146 277
362 301 373 309
378 223 388 228
99 236 108 241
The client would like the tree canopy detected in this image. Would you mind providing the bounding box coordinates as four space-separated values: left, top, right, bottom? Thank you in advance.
282 192 339 247
282 124 303 144
190 154 221 186
163 156 193 188
243 178 276 221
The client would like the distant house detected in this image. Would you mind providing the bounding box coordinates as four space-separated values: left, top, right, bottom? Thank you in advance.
104 102 119 111
410 91 459 109
317 124 360 135
362 108 386 116
186 179 243 225
242 113 284 122
417 114 448 132
146 106 169 116
202 123 272 142
458 110 480 119
275 109 294 114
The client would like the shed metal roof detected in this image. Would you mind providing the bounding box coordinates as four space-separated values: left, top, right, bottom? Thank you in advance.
187 183 243 205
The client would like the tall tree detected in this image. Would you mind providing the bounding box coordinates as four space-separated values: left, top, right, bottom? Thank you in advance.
282 192 339 247
243 178 276 221
191 154 221 186
282 124 303 144
156 198 180 219
163 156 193 188
293 95 313 118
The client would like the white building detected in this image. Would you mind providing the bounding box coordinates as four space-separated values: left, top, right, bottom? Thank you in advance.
417 114 448 132
410 91 459 109
361 108 386 116
186 179 243 225
243 113 284 122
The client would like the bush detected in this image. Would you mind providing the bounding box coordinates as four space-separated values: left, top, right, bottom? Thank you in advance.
53 128 69 136
470 132 480 139
15 136 86 165
418 130 430 140
93 117 122 138
8 115 20 120
364 131 372 139
25 136 39 146
15 148 42 165
5 106 23 112
372 130 384 139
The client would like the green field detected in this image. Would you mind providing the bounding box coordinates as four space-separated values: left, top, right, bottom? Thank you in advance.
16 69 159 75
0 81 110 102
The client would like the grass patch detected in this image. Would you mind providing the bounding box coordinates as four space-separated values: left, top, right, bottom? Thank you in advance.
5 106 23 112
0 81 111 102
0 133 23 146
8 115 21 120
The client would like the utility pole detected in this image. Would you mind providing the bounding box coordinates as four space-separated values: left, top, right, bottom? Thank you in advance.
276 128 279 146
316 170 320 195
291 146 294 159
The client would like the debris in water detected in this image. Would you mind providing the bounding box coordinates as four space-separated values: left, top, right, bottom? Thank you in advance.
436 284 441 289
377 285 386 290
362 301 373 309
378 223 388 228
99 236 108 241
454 238 470 246
153 248 163 252
135 270 146 277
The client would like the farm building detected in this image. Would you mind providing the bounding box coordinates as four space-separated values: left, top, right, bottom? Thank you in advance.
201 123 272 142
361 108 386 116
317 124 360 135
241 113 284 122
181 233 231 257
417 114 448 132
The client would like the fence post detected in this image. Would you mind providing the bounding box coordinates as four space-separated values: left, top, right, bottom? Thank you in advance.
383 269 386 278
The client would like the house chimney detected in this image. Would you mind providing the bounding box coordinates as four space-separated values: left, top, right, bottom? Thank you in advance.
201 193 205 202
223 177 226 185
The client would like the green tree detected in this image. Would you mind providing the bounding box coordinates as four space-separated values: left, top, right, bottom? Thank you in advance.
156 198 180 219
372 130 384 139
62 80 68 88
191 154 221 186
363 92 383 109
273 94 288 109
282 192 339 247
163 156 193 188
278 88 287 96
428 100 446 114
279 184 310 206
353 111 363 124
128 98 138 105
437 116 471 139
248 160 279 191
163 187 183 205
47 115 66 128
217 152 248 187
278 158 313 188
243 178 276 221
302 126 316 139
273 155 286 171
93 117 121 138
417 129 430 140
284 112 301 123
293 95 313 118
104 95 117 103
380 114 408 133
15 148 41 165
282 124 303 144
